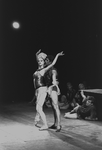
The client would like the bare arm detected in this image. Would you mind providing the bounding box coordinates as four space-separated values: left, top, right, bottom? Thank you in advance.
36 49 41 61
33 78 36 89
52 70 58 85
80 90 86 102
70 105 80 113
33 72 36 89
44 51 64 73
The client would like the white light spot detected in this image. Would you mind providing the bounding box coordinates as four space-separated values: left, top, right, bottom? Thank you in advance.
12 22 20 29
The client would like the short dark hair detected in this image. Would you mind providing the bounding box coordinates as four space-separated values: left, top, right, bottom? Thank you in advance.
46 55 54 62
87 96 95 103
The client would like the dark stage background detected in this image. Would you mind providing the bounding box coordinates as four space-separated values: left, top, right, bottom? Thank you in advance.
0 0 102 104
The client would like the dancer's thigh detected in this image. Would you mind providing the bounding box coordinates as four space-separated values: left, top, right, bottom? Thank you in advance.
50 91 58 105
37 87 47 107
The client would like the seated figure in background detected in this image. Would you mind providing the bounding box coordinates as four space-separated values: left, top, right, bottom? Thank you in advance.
64 90 98 121
59 82 76 110
72 83 86 108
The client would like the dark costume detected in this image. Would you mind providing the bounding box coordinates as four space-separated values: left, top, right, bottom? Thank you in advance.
44 67 60 95
33 69 46 90
77 96 97 120
66 89 76 110
33 69 47 107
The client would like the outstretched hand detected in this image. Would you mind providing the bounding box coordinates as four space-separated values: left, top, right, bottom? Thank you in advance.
57 51 64 56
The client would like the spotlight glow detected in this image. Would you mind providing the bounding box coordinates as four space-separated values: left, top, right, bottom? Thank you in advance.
12 22 20 29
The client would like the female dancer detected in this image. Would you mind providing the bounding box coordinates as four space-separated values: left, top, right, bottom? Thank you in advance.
44 55 61 132
33 49 64 130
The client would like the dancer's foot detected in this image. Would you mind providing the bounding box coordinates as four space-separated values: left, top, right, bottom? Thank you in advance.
49 124 57 129
39 125 48 131
56 125 62 132
34 121 40 128
34 121 38 126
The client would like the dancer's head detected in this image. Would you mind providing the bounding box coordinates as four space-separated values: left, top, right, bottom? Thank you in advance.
67 82 73 90
36 52 47 68
78 83 85 90
45 55 54 66
87 96 95 102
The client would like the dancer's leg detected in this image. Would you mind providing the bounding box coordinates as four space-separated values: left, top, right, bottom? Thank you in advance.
50 91 61 131
51 102 57 125
36 87 48 130
34 112 40 126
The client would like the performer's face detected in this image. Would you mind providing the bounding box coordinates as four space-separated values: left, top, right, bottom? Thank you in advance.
37 58 44 67
79 84 85 90
86 99 92 106
45 58 51 65
67 83 72 90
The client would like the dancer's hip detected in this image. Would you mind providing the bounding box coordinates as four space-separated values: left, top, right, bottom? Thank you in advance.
47 85 60 96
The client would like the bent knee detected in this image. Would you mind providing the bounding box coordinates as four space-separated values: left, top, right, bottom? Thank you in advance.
52 103 59 109
36 104 42 112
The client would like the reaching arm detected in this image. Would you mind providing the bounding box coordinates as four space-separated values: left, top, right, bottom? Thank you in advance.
70 105 80 113
36 49 41 61
44 51 64 73
80 90 86 102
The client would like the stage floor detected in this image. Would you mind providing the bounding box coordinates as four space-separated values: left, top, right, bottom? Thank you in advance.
0 102 102 150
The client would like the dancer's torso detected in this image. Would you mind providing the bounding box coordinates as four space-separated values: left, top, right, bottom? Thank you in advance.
44 67 58 87
33 69 46 89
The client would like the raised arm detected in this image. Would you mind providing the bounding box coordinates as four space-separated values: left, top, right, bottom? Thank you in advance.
44 51 64 72
80 90 86 102
36 49 41 61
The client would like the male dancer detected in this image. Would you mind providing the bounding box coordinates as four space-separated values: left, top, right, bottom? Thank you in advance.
45 55 61 132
